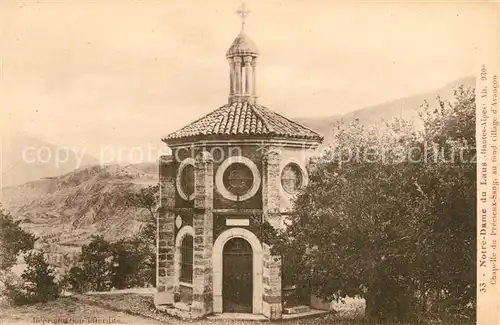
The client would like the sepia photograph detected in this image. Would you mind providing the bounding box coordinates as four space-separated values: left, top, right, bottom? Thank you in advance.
0 1 498 324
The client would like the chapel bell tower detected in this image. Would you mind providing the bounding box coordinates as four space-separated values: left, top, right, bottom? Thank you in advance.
154 2 323 320
226 5 258 104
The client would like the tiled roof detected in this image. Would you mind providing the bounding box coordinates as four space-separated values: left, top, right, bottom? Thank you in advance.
164 101 323 142
226 32 259 57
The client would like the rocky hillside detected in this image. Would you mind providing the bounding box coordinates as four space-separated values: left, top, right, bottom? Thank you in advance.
1 164 158 249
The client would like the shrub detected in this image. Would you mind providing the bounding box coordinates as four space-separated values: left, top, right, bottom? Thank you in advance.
79 235 114 291
4 250 61 305
61 266 89 293
64 234 155 293
111 238 155 289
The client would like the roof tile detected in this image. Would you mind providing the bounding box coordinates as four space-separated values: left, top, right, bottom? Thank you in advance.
164 101 323 142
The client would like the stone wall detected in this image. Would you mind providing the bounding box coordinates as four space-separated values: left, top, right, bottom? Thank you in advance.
179 285 193 304
172 145 264 210
262 242 282 319
191 151 214 317
262 149 281 228
211 145 263 210
213 212 262 245
157 140 319 319
155 155 176 306
278 146 315 214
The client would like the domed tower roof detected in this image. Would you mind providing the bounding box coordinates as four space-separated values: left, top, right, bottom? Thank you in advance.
226 31 259 58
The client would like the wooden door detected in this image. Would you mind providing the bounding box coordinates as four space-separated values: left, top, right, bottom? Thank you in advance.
222 237 253 313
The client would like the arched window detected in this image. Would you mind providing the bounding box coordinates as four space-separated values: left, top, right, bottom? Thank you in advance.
180 235 193 283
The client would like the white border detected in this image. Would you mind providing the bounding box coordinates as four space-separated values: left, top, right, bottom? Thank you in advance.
173 225 194 288
215 156 261 201
176 158 195 201
212 227 263 314
279 158 309 199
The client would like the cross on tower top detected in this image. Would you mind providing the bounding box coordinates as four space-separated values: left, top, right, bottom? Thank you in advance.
235 1 251 31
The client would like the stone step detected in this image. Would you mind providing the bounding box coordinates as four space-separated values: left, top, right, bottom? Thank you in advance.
283 305 311 314
156 304 192 319
174 302 191 312
169 308 191 319
207 313 268 321
282 309 329 320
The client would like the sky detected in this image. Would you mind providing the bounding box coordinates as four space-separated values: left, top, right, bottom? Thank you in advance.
0 0 497 160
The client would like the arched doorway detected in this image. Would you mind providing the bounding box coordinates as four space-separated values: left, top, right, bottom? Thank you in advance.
212 227 263 314
223 237 253 313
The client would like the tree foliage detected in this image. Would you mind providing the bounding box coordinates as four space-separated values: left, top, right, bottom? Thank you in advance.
274 86 475 323
1 204 60 305
126 184 159 284
79 235 115 291
126 184 159 224
64 184 160 292
64 234 156 292
4 250 60 305
0 204 36 271
63 265 88 293
111 237 155 288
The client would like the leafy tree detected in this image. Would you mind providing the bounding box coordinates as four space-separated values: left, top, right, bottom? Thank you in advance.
79 235 114 291
126 184 159 245
4 250 60 305
63 185 159 292
126 184 159 285
111 237 155 288
62 265 88 293
274 86 475 323
21 251 60 302
416 86 476 320
126 184 159 223
64 234 156 292
0 204 36 271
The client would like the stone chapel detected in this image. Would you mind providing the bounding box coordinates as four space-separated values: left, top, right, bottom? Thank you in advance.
155 5 323 320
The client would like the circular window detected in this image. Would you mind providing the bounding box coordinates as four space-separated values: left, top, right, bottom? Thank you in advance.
215 156 261 202
223 163 254 197
176 158 195 201
281 163 303 194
